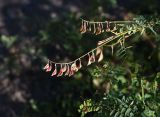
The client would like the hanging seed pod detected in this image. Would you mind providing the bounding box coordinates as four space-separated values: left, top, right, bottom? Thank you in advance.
101 23 104 32
113 23 117 31
65 64 70 76
62 64 67 72
43 62 49 70
83 21 87 33
77 59 82 69
106 21 110 32
80 20 87 34
90 51 96 63
87 53 92 65
99 23 102 33
71 62 78 72
46 62 52 72
57 70 63 77
96 23 101 35
57 64 64 77
96 47 103 62
69 69 74 77
51 64 57 76
86 21 89 32
80 20 84 32
89 23 92 32
69 62 77 77
87 51 95 66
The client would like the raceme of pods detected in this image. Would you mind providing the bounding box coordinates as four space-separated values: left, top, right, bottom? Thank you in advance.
43 18 138 77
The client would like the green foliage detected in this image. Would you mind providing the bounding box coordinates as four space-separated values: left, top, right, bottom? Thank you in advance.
79 69 160 117
78 99 100 117
78 16 160 117
0 35 17 48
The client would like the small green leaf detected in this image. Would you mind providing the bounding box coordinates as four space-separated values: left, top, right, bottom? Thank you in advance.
125 108 131 116
121 107 126 114
110 109 115 116
114 111 120 117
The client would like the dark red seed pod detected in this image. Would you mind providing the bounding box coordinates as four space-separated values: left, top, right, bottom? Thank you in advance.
57 69 63 77
46 65 52 72
65 65 70 76
51 64 57 76
77 59 82 69
69 70 74 77
43 63 49 70
51 68 57 76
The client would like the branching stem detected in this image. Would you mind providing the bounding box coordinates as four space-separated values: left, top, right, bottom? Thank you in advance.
49 28 141 65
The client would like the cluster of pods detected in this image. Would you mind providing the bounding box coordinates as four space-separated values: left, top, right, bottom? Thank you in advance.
43 48 103 77
80 19 117 35
43 18 122 77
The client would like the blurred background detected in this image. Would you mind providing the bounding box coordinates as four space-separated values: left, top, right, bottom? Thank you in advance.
0 0 160 117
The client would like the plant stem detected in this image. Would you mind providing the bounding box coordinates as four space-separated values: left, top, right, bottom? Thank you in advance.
49 29 141 65
80 18 136 24
141 78 145 105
